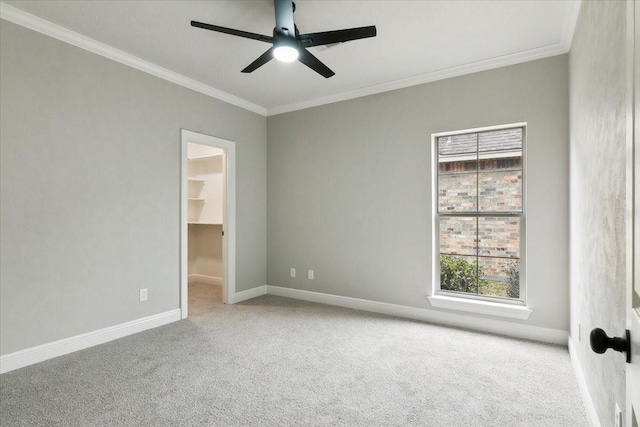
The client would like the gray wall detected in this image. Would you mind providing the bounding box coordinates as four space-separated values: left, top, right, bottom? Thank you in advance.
569 1 627 424
0 21 267 355
268 55 569 331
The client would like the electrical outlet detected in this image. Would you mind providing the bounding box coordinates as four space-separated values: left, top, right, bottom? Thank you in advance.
615 403 622 427
139 288 148 302
290 268 296 278
308 270 314 280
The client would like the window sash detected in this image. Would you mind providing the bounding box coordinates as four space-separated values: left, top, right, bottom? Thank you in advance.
437 212 522 217
435 212 525 304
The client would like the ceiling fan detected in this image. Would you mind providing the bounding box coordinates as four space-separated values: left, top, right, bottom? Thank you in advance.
191 0 377 78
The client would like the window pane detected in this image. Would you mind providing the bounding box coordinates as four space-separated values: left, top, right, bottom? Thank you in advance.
478 257 520 299
439 254 479 295
478 217 520 259
478 169 522 212
478 128 522 154
477 128 523 212
439 216 477 257
438 170 477 212
438 133 477 156
438 133 478 212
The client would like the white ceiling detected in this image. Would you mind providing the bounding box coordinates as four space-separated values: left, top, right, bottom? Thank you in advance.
0 0 581 115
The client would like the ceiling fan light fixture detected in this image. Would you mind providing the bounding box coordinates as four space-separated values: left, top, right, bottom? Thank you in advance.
191 0 376 78
273 44 299 62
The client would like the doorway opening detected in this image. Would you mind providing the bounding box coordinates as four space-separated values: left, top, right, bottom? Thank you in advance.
180 130 236 319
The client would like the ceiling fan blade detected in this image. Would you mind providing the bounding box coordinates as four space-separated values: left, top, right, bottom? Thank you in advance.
298 48 335 78
298 26 377 48
241 48 275 73
191 21 273 43
274 0 296 37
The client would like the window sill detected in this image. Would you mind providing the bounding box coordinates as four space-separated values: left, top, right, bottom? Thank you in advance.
428 294 532 320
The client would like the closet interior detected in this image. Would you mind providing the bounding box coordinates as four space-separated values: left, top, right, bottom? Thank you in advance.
187 142 224 300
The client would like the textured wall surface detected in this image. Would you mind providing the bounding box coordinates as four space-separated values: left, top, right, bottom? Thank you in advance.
268 55 569 331
569 1 627 424
0 20 267 355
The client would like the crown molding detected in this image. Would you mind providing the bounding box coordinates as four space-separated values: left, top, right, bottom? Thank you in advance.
267 1 582 116
561 1 583 52
267 41 569 116
0 3 267 116
1 1 582 118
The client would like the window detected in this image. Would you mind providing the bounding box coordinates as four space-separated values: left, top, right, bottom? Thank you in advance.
434 124 525 304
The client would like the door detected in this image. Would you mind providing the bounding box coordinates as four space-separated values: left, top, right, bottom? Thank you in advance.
628 1 640 426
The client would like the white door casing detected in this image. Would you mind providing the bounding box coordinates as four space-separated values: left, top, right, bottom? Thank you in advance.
627 1 639 426
180 129 236 318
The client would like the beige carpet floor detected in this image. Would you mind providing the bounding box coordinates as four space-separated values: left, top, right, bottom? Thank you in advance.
0 283 588 426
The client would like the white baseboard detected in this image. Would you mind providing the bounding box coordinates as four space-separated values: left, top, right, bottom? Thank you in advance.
0 286 568 375
0 309 181 374
568 336 601 427
266 286 568 345
188 274 222 286
230 285 267 304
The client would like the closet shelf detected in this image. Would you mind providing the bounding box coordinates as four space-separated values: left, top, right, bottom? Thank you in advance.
187 146 223 226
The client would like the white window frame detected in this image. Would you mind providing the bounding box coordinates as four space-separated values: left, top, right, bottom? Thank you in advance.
428 123 531 320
